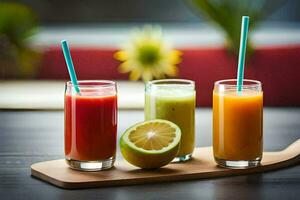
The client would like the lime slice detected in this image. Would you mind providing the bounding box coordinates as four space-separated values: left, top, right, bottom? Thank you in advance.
120 119 181 169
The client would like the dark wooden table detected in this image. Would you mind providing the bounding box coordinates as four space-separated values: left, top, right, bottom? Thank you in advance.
0 108 299 200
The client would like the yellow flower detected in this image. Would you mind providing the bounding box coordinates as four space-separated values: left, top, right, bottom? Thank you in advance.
114 25 182 82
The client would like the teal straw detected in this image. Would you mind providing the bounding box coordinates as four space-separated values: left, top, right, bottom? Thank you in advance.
237 16 250 92
61 40 80 94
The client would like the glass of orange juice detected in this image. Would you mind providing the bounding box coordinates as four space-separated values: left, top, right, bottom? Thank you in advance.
213 79 263 168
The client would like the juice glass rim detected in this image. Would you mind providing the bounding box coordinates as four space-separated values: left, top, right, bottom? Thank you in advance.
148 79 194 85
66 80 116 89
214 79 262 90
146 79 195 90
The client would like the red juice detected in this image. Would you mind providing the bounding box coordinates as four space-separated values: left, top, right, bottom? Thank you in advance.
64 94 117 161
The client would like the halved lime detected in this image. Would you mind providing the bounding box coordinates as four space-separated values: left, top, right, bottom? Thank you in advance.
120 119 181 169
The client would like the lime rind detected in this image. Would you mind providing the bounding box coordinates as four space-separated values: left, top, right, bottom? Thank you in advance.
121 119 181 155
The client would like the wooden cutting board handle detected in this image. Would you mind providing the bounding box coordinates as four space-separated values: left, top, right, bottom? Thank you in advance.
282 139 300 154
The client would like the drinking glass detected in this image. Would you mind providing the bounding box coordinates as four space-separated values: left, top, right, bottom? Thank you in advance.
145 79 196 162
65 80 117 171
213 79 263 168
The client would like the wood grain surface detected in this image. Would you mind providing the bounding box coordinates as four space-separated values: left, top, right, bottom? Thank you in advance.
31 139 300 189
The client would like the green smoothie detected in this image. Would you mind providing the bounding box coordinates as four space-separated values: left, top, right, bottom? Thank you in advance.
145 88 196 158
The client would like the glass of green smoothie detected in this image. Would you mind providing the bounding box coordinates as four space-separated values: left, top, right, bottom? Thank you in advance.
145 79 196 162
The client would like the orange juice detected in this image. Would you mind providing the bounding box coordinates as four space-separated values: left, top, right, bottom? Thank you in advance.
213 79 263 168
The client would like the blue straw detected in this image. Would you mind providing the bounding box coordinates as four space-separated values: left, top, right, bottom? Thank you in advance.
61 40 80 94
237 16 250 92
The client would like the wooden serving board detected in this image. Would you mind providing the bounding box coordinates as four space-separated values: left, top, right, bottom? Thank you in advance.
31 139 300 189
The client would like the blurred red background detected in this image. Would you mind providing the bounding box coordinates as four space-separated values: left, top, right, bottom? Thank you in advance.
38 44 300 106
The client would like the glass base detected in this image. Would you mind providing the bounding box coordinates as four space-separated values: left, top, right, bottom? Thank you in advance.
172 154 192 163
65 156 115 171
215 157 261 169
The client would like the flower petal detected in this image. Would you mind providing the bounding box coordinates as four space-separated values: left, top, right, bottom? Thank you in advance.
114 51 128 61
129 69 142 81
151 68 163 78
118 62 132 73
164 65 179 77
142 69 153 82
168 50 182 64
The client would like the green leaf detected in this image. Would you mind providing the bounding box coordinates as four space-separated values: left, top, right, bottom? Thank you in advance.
186 0 284 57
0 3 39 79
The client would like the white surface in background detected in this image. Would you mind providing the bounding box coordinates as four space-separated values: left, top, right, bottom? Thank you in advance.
31 23 300 48
0 81 144 110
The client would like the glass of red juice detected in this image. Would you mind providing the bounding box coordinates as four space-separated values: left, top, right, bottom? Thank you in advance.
64 80 117 171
